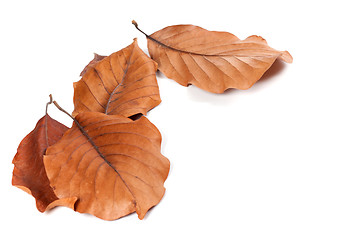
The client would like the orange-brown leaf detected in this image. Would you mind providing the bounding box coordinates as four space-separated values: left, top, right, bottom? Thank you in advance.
12 114 77 212
43 112 170 220
73 39 161 118
146 24 292 93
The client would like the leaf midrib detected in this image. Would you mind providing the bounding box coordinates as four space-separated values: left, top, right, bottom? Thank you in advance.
71 116 138 207
147 34 278 58
105 45 136 115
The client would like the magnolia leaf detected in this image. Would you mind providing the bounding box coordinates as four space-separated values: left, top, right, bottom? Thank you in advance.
73 39 161 118
133 21 292 93
44 111 170 220
12 114 77 212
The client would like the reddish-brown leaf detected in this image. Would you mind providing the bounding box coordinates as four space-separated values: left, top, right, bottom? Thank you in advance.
12 114 77 212
137 23 292 93
43 112 170 220
73 39 161 118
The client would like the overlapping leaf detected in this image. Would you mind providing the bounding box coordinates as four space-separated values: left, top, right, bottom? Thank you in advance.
136 23 292 93
73 39 161 118
12 114 77 212
12 22 292 221
44 112 170 220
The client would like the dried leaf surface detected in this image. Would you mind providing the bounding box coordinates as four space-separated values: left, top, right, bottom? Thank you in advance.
146 24 293 93
73 39 161 118
12 114 77 212
44 112 170 220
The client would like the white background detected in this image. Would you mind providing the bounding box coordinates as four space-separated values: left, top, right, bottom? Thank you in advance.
1 0 349 239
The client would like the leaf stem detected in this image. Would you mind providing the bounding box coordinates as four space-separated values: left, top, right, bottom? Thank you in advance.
44 94 53 146
52 100 80 126
132 20 149 38
45 94 53 115
132 20 172 51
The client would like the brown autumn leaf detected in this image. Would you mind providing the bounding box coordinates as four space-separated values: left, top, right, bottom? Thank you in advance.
12 113 77 212
133 21 292 93
43 111 170 220
73 38 161 118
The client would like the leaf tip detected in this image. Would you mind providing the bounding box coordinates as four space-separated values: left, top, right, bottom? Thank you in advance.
280 51 293 63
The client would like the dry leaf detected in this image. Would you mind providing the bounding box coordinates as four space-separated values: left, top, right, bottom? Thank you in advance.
133 22 292 93
13 22 292 221
73 39 161 118
43 111 170 220
12 114 77 212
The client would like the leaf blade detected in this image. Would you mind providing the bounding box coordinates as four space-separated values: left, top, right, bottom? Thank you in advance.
146 24 292 93
73 39 161 118
12 114 77 212
44 112 169 220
